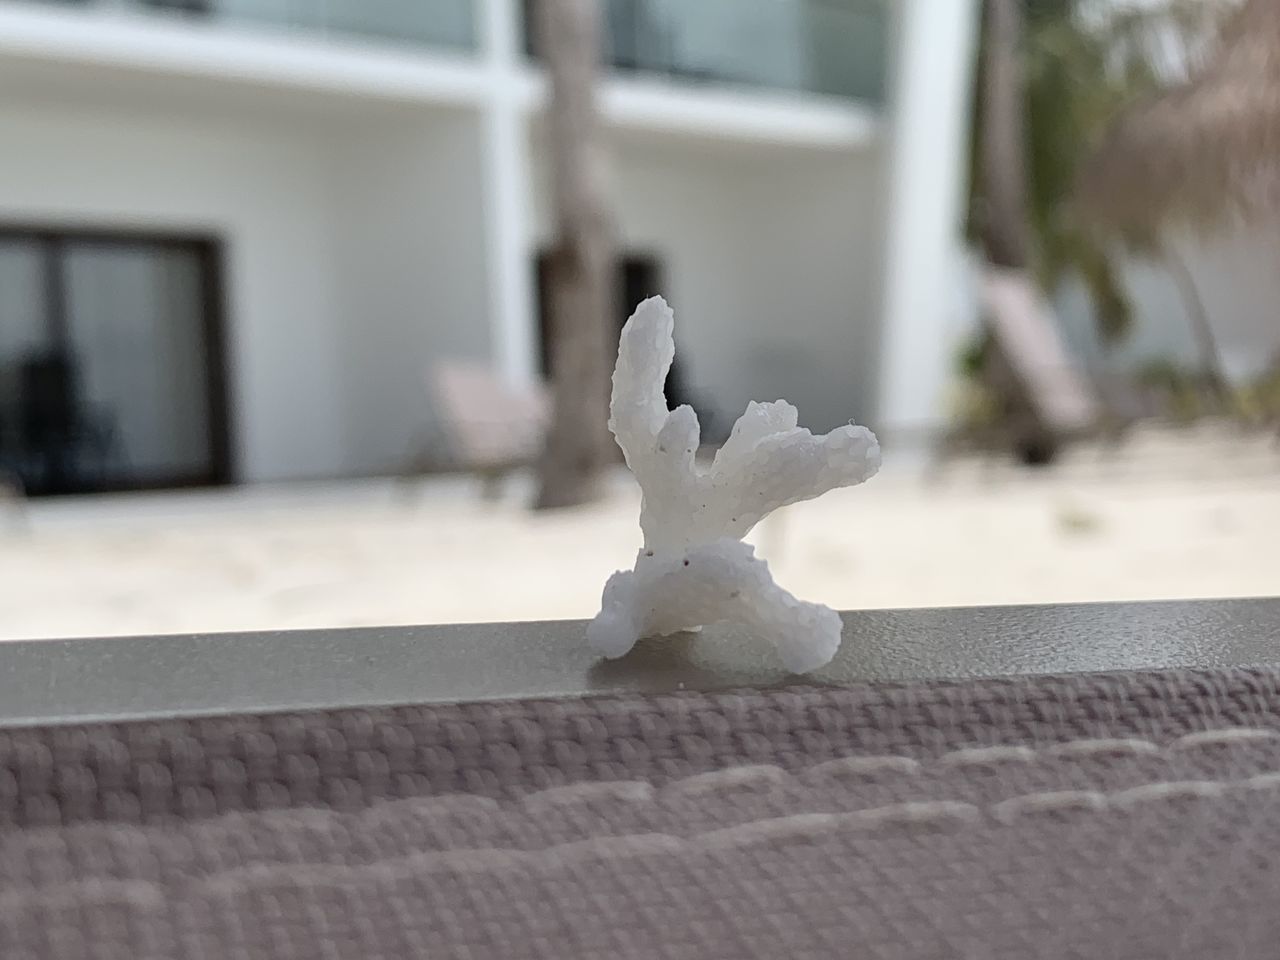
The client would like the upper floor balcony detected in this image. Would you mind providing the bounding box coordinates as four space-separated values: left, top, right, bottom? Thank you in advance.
8 0 886 105
593 0 887 104
18 0 479 51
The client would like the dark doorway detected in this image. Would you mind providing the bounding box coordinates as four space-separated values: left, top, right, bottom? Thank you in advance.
534 252 694 412
0 227 231 496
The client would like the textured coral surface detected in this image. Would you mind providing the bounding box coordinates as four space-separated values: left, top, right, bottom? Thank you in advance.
589 297 880 672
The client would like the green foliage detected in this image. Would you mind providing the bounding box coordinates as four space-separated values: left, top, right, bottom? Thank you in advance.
1237 361 1280 423
948 331 1000 431
969 0 1197 343
956 330 993 381
948 377 1002 432
1136 356 1245 422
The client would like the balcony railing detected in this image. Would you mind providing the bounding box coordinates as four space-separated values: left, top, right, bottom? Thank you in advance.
22 1 885 101
25 0 478 53
528 0 887 104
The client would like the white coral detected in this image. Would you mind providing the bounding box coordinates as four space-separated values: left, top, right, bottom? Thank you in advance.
588 296 881 673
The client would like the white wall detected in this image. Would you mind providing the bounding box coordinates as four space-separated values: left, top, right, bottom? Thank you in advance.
530 134 882 438
1057 225 1280 382
0 97 494 482
0 101 343 482
328 110 491 475
731 150 884 431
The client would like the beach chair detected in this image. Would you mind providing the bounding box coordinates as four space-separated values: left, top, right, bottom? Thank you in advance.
405 362 551 498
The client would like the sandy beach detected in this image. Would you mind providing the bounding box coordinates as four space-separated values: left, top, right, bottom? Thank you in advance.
3 425 1278 642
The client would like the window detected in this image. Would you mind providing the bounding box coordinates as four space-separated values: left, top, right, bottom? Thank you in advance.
0 230 230 495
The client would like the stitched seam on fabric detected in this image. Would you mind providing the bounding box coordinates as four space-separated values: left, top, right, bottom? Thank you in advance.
509 727 1280 808
9 726 1276 842
7 772 1280 899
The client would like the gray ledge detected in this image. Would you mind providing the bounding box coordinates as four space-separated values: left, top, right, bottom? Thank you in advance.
0 597 1277 726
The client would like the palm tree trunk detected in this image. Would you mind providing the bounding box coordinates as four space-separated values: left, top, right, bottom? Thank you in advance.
532 0 618 509
979 0 1031 270
977 0 1058 463
1164 245 1231 407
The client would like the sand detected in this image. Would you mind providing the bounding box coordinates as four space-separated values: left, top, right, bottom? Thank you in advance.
3 424 1278 641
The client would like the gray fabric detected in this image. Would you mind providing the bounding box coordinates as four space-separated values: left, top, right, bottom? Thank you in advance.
4 667 1280 958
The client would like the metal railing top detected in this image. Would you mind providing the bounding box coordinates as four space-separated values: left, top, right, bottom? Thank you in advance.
0 597 1274 726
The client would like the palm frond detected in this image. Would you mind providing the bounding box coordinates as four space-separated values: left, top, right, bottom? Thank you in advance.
1077 0 1273 233
968 0 1185 343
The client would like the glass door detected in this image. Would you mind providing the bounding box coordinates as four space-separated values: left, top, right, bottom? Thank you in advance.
0 229 229 495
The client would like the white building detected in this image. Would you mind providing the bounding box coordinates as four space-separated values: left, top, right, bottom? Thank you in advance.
0 0 978 493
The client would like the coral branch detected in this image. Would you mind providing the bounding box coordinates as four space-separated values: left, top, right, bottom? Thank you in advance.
590 296 880 672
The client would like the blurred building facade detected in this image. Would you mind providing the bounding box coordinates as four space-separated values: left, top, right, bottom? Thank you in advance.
1055 228 1280 388
0 0 978 492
